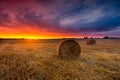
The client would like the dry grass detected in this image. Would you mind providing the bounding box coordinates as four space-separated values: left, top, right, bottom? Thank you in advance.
0 39 120 80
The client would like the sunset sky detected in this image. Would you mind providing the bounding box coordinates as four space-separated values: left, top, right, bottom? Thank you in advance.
0 0 120 39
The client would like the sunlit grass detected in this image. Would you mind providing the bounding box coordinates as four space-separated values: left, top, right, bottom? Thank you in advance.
0 39 120 80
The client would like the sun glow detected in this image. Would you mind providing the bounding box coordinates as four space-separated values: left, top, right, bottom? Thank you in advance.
26 37 35 39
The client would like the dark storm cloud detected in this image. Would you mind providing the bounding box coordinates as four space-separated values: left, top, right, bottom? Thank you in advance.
0 0 120 36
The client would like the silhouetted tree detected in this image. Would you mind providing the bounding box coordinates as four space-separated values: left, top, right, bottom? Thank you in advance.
91 37 93 39
84 36 88 39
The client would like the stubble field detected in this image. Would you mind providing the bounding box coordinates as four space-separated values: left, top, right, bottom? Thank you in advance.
0 39 120 80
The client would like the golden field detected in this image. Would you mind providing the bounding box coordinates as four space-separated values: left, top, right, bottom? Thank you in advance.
0 39 120 80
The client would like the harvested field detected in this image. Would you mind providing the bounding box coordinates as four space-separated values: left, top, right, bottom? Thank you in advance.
0 39 120 80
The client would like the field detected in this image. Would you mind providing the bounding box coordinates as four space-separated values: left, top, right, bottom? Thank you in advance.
0 39 120 80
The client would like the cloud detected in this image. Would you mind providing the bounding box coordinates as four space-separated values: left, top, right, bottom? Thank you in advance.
36 0 55 5
0 8 12 27
57 0 120 33
0 0 120 37
95 26 120 37
59 7 105 26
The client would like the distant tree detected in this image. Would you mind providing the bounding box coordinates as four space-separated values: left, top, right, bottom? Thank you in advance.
103 36 109 39
91 37 93 39
84 36 88 39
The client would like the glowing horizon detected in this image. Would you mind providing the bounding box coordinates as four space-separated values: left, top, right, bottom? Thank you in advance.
0 34 84 39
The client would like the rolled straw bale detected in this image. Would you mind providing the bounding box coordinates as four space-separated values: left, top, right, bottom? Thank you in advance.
58 39 81 59
86 39 96 45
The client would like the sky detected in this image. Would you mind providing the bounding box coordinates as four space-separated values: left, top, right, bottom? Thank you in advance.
0 0 120 39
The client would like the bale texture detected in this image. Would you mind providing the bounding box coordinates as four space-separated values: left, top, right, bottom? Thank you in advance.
86 39 96 45
59 39 81 59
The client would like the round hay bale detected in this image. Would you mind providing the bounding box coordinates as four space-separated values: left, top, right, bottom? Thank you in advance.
86 39 96 45
58 39 81 59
